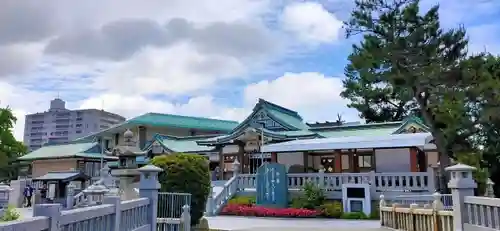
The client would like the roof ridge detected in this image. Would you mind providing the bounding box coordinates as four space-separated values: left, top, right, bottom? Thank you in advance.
309 121 402 130
155 133 219 140
257 99 302 119
145 112 239 124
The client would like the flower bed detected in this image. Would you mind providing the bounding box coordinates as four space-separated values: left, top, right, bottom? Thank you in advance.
221 204 320 218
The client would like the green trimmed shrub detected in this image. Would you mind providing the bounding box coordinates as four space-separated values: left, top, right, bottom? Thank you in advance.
1 206 20 222
319 201 343 218
151 153 211 226
228 196 256 206
341 212 368 220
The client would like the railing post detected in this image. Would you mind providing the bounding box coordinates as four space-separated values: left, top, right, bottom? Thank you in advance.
409 203 418 231
379 194 386 226
205 187 215 217
318 168 325 188
65 182 76 209
181 204 191 231
427 166 437 192
369 170 376 194
34 204 62 231
103 196 121 231
431 193 443 231
138 164 162 231
445 164 477 231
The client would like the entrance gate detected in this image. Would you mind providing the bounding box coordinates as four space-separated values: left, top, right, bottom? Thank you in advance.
157 192 191 231
256 163 288 208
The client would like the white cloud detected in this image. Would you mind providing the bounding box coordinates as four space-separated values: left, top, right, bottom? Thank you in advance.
78 93 249 122
244 72 358 122
281 2 343 44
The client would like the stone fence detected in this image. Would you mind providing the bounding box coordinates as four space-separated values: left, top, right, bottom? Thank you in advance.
379 163 500 231
0 164 191 231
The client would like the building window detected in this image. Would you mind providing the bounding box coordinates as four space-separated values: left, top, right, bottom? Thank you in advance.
321 157 335 173
341 154 350 171
358 155 372 168
76 130 82 134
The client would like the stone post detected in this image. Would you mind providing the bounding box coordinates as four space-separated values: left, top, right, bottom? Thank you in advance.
232 159 240 178
103 196 121 231
427 166 437 192
485 178 495 198
205 186 215 217
138 164 162 231
369 170 376 195
65 182 76 209
445 163 477 231
0 183 12 209
431 192 444 210
34 204 62 231
180 204 191 231
318 168 325 188
379 194 386 226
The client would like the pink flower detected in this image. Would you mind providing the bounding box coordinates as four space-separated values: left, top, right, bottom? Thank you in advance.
221 204 320 218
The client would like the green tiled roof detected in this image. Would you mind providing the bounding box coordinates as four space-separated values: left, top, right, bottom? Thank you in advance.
154 134 215 153
18 142 116 161
127 113 238 132
267 109 310 130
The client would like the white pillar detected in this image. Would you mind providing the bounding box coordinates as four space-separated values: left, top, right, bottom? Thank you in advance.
445 163 477 231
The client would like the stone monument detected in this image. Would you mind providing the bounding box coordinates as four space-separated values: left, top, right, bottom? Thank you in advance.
106 129 148 200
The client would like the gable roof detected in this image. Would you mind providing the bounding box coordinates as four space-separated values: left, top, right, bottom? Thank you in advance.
77 112 239 140
230 99 309 132
146 134 217 153
18 142 117 161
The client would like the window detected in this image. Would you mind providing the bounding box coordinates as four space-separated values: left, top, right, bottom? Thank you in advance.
76 130 82 134
341 154 350 170
358 155 372 168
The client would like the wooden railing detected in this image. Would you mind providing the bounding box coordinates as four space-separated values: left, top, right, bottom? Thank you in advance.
380 195 454 231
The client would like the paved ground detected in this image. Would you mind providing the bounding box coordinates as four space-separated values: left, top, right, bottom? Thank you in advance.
18 206 386 230
206 216 387 231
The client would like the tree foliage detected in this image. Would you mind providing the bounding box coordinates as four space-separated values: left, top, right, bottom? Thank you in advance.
0 107 27 181
342 0 500 196
151 153 211 226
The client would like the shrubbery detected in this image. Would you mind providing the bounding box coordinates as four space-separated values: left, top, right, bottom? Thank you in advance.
1 206 20 222
151 153 211 226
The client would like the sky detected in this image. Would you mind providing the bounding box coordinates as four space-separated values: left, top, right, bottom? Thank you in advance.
1 0 499 141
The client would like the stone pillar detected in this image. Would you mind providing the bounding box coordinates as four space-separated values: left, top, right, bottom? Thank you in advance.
0 183 12 209
427 166 437 192
34 204 62 231
65 182 76 209
445 163 477 231
103 196 121 231
318 168 325 188
138 164 162 231
232 159 240 178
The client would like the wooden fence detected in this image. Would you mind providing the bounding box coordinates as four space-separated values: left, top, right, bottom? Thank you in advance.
379 163 500 231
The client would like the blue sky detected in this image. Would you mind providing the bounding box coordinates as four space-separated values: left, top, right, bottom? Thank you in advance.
0 0 499 141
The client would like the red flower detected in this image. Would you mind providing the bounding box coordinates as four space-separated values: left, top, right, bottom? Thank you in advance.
221 204 320 218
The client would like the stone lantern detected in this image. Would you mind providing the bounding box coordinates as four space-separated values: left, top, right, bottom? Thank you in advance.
83 181 109 205
106 129 148 200
0 183 11 209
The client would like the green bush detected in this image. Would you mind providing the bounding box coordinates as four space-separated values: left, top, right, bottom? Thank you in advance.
289 181 326 209
341 212 368 220
319 201 343 218
1 206 20 222
151 153 211 226
228 196 256 206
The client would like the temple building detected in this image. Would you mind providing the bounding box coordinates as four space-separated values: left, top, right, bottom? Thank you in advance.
18 99 438 181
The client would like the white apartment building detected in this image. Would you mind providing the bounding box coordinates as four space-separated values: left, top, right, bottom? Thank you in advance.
23 98 126 151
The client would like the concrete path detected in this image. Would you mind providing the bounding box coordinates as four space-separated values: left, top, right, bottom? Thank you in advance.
206 216 387 231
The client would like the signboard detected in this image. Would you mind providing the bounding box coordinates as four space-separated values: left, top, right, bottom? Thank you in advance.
256 163 288 208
